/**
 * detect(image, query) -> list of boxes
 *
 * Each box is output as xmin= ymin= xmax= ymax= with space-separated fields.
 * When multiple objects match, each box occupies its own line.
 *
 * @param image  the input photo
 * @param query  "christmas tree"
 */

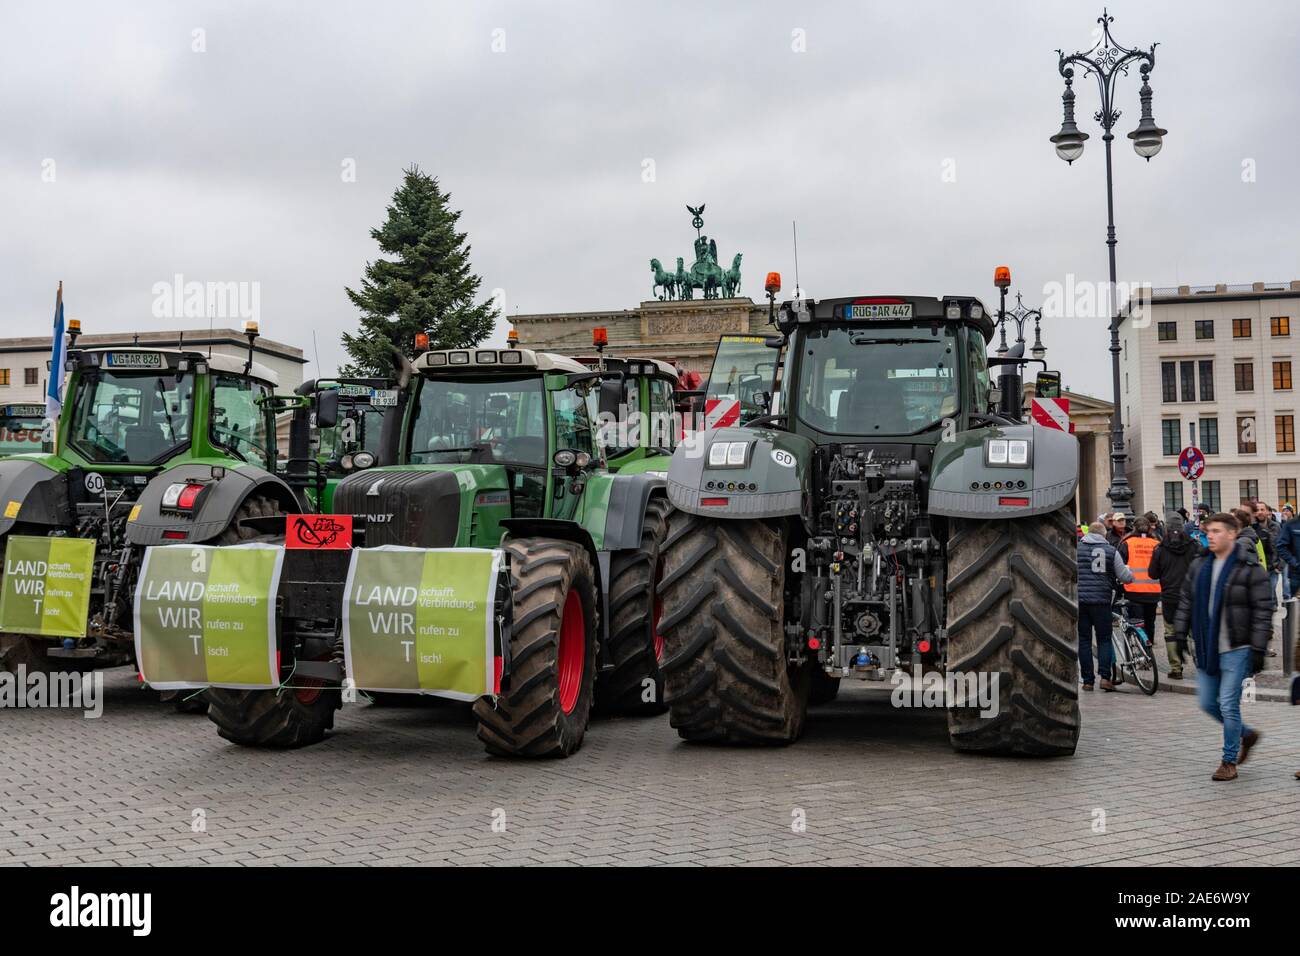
xmin=341 ymin=166 xmax=498 ymax=374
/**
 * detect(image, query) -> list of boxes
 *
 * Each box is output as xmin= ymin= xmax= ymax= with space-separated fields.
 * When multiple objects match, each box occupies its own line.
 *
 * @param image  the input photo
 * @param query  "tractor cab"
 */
xmin=58 ymin=347 xmax=279 ymax=475
xmin=342 ymin=345 xmax=601 ymax=548
xmin=274 ymin=377 xmax=393 ymax=511
xmin=700 ymin=295 xmax=996 ymax=447
xmin=571 ymin=354 xmax=678 ymax=471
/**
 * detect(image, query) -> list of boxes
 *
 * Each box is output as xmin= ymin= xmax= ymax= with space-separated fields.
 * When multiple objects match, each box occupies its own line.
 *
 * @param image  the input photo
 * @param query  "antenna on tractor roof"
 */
xmin=312 ymin=329 xmax=322 ymax=379
xmin=792 ymin=221 xmax=801 ymax=300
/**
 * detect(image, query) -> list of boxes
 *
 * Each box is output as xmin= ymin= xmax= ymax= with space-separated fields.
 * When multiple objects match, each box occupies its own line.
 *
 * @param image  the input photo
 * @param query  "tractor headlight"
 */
xmin=985 ymin=438 xmax=1031 ymax=467
xmin=352 ymin=451 xmax=375 ymax=469
xmin=707 ymin=440 xmax=751 ymax=468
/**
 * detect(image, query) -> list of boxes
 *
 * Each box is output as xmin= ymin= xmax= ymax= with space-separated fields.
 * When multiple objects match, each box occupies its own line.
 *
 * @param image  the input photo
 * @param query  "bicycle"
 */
xmin=1110 ymin=598 xmax=1159 ymax=695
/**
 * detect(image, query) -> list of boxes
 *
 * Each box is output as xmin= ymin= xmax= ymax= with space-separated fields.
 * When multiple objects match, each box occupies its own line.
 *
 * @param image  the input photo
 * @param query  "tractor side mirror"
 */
xmin=316 ymin=390 xmax=339 ymax=430
xmin=598 ymin=376 xmax=624 ymax=420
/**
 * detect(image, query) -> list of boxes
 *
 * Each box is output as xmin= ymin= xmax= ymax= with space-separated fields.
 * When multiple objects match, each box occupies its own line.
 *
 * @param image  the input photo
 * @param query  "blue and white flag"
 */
xmin=46 ymin=282 xmax=66 ymax=428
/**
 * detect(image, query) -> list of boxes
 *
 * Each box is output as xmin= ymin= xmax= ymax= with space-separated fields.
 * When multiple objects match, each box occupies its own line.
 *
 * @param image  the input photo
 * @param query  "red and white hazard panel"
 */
xmin=1031 ymin=397 xmax=1073 ymax=433
xmin=704 ymin=398 xmax=740 ymax=430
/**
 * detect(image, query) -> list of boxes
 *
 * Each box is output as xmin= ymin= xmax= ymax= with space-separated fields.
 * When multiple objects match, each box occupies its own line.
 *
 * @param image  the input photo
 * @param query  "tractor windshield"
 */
xmin=68 ymin=370 xmax=194 ymax=463
xmin=796 ymin=325 xmax=960 ymax=436
xmin=409 ymin=375 xmax=548 ymax=467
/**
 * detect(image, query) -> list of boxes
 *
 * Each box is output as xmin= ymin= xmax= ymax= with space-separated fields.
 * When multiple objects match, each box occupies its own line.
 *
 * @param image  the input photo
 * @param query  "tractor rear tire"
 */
xmin=657 ymin=513 xmax=808 ymax=745
xmin=945 ymin=506 xmax=1080 ymax=756
xmin=0 ymin=633 xmax=58 ymax=676
xmin=473 ymin=539 xmax=598 ymax=758
xmin=594 ymin=496 xmax=672 ymax=716
xmin=205 ymin=496 xmax=340 ymax=748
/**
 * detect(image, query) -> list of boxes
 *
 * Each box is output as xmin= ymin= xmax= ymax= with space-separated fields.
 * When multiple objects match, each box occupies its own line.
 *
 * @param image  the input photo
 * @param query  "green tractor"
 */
xmin=0 ymin=327 xmax=306 ymax=702
xmin=277 ymin=377 xmax=393 ymax=512
xmin=201 ymin=343 xmax=673 ymax=755
xmin=573 ymin=353 xmax=679 ymax=477
xmin=657 ymin=284 xmax=1080 ymax=755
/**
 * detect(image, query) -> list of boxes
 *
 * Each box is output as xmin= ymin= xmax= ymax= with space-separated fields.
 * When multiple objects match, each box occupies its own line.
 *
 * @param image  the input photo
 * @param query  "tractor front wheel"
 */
xmin=204 ymin=496 xmax=340 ymax=748
xmin=473 ymin=538 xmax=598 ymax=758
xmin=944 ymin=506 xmax=1080 ymax=756
xmin=657 ymin=513 xmax=808 ymax=745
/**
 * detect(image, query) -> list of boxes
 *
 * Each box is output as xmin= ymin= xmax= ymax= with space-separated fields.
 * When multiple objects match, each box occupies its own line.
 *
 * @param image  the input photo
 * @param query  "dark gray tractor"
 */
xmin=656 ymin=282 xmax=1080 ymax=755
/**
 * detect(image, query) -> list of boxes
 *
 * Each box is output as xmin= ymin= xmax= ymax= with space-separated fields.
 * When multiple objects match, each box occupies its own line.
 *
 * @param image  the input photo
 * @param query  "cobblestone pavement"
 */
xmin=2 ymin=669 xmax=1296 ymax=866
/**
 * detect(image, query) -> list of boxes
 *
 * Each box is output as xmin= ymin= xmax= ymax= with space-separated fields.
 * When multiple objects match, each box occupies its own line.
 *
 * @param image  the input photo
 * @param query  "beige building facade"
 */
xmin=513 ymin=297 xmax=771 ymax=373
xmin=1119 ymin=281 xmax=1300 ymax=516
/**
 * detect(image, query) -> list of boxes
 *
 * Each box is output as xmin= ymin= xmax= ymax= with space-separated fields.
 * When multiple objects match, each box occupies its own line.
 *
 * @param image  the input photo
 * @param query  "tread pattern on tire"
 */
xmin=657 ymin=512 xmax=807 ymax=745
xmin=594 ymin=496 xmax=672 ymax=716
xmin=204 ymin=496 xmax=340 ymax=748
xmin=472 ymin=538 xmax=597 ymax=757
xmin=945 ymin=506 xmax=1080 ymax=756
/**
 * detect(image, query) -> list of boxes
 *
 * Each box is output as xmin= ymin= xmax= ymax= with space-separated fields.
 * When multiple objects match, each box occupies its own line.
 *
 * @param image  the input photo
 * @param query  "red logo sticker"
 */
xmin=287 ymin=514 xmax=353 ymax=549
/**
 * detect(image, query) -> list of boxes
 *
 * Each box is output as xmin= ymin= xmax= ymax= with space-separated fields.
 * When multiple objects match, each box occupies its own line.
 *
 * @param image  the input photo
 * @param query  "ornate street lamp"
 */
xmin=1053 ymin=8 xmax=1165 ymax=514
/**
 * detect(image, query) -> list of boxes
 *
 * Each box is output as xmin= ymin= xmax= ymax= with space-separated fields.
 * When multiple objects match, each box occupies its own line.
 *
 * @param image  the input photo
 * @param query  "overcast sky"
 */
xmin=3 ymin=0 xmax=1297 ymax=398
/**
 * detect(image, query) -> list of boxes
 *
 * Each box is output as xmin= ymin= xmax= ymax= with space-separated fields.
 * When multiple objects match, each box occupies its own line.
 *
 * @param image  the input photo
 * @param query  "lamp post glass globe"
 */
xmin=1052 ymin=130 xmax=1086 ymax=164
xmin=1128 ymin=122 xmax=1167 ymax=160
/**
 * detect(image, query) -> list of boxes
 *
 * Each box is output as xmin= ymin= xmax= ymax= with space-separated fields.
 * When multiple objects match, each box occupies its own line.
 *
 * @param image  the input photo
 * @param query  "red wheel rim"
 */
xmin=652 ymin=557 xmax=665 ymax=662
xmin=296 ymin=678 xmax=325 ymax=705
xmin=557 ymin=588 xmax=585 ymax=714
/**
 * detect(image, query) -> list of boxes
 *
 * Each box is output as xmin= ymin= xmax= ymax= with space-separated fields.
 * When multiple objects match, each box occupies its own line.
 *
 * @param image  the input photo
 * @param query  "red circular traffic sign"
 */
xmin=1178 ymin=446 xmax=1205 ymax=480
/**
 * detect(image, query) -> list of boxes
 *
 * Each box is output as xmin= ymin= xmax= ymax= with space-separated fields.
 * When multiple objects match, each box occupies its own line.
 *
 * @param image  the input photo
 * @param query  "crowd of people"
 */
xmin=1075 ymin=501 xmax=1299 ymax=782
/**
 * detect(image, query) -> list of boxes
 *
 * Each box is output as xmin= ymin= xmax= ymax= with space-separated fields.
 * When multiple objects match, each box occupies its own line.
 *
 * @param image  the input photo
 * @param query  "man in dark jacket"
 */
xmin=1274 ymin=505 xmax=1300 ymax=600
xmin=1172 ymin=512 xmax=1270 ymax=781
xmin=1149 ymin=521 xmax=1203 ymax=679
xmin=1077 ymin=522 xmax=1134 ymax=691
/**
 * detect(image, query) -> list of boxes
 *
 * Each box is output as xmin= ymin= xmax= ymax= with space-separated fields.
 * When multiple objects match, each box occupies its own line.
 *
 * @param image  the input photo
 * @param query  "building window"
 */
xmin=0 ymin=369 xmax=9 ymax=387
xmin=1277 ymin=415 xmax=1295 ymax=453
xmin=1234 ymin=362 xmax=1254 ymax=392
xmin=1271 ymin=316 xmax=1291 ymax=337
xmin=1233 ymin=318 xmax=1251 ymax=338
xmin=1161 ymin=362 xmax=1176 ymax=402
xmin=1200 ymin=418 xmax=1219 ymax=454
xmin=1274 ymin=360 xmax=1293 ymax=390
xmin=1238 ymin=416 xmax=1257 ymax=453
xmin=1195 ymin=319 xmax=1214 ymax=339
xmin=23 ymin=367 xmax=38 ymax=386
xmin=1280 ymin=479 xmax=1298 ymax=509
xmin=1240 ymin=479 xmax=1259 ymax=502
xmin=1161 ymin=419 xmax=1180 ymax=456
xmin=1164 ymin=482 xmax=1184 ymax=511
xmin=1202 ymin=481 xmax=1221 ymax=512
xmin=1198 ymin=360 xmax=1214 ymax=401
xmin=1180 ymin=361 xmax=1196 ymax=402
xmin=1158 ymin=321 xmax=1177 ymax=341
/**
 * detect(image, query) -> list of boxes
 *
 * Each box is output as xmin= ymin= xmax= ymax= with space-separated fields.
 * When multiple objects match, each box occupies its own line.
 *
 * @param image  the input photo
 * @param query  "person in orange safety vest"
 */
xmin=1118 ymin=515 xmax=1163 ymax=646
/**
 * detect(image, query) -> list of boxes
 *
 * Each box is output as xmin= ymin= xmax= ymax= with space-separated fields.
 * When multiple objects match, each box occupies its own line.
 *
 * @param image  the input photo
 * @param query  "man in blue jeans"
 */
xmin=1172 ymin=512 xmax=1271 ymax=781
xmin=1076 ymin=521 xmax=1134 ymax=690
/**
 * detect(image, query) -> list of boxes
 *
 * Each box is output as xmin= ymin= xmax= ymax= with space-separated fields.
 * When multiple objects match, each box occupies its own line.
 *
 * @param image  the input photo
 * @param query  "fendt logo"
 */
xmin=49 ymin=886 xmax=151 ymax=936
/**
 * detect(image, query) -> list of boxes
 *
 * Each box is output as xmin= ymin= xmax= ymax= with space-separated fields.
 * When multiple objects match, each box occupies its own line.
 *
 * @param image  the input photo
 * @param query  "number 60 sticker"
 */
xmin=771 ymin=449 xmax=796 ymax=468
